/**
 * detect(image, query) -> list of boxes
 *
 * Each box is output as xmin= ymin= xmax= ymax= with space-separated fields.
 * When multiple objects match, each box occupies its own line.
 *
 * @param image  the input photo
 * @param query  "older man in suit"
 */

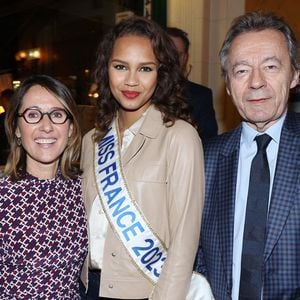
xmin=194 ymin=11 xmax=300 ymax=300
xmin=166 ymin=27 xmax=218 ymax=140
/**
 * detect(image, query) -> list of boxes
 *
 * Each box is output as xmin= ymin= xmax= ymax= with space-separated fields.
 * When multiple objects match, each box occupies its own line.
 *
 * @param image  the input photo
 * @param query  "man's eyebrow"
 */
xmin=231 ymin=61 xmax=250 ymax=71
xmin=261 ymin=56 xmax=282 ymax=65
xmin=231 ymin=56 xmax=282 ymax=70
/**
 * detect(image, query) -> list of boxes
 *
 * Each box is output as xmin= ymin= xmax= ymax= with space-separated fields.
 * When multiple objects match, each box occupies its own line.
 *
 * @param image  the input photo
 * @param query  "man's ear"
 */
xmin=183 ymin=52 xmax=189 ymax=68
xmin=290 ymin=69 xmax=299 ymax=89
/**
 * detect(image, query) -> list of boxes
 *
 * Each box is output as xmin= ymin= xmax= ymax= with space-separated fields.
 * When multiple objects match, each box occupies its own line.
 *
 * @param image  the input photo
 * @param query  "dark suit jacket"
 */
xmin=194 ymin=111 xmax=300 ymax=299
xmin=185 ymin=80 xmax=218 ymax=140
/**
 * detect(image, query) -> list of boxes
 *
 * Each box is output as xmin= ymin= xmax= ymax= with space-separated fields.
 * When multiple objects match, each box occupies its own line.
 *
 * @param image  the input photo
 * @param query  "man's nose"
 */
xmin=249 ymin=68 xmax=266 ymax=89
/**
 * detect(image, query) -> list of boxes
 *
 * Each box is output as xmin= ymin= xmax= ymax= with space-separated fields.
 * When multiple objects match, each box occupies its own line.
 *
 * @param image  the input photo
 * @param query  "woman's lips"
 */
xmin=122 ymin=91 xmax=140 ymax=99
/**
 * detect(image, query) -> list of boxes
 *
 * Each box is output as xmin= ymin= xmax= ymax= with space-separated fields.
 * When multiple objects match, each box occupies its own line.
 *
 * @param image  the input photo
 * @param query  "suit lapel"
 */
xmin=122 ymin=134 xmax=146 ymax=166
xmin=216 ymin=128 xmax=241 ymax=290
xmin=265 ymin=112 xmax=300 ymax=260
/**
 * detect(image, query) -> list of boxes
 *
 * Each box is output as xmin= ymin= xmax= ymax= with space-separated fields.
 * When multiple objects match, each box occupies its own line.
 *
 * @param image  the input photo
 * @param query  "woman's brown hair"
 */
xmin=4 ymin=74 xmax=81 ymax=181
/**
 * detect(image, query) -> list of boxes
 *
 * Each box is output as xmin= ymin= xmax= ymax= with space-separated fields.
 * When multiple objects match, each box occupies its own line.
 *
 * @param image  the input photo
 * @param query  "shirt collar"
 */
xmin=241 ymin=112 xmax=286 ymax=146
xmin=125 ymin=105 xmax=151 ymax=136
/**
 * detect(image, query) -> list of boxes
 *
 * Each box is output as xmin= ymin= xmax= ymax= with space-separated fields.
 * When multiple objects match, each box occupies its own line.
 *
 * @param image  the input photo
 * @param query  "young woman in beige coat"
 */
xmin=80 ymin=16 xmax=204 ymax=300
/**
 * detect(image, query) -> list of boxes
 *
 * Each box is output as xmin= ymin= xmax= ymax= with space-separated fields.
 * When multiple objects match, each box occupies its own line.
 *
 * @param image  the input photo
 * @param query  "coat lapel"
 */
xmin=216 ymin=127 xmax=241 ymax=290
xmin=122 ymin=133 xmax=146 ymax=166
xmin=264 ymin=112 xmax=300 ymax=260
xmin=122 ymin=105 xmax=162 ymax=166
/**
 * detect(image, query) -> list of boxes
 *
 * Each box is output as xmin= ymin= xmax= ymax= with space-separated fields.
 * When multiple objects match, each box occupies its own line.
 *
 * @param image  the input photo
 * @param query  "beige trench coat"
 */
xmin=80 ymin=106 xmax=204 ymax=299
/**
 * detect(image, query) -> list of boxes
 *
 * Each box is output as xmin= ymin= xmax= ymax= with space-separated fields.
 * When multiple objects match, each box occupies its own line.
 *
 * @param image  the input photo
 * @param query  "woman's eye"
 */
xmin=52 ymin=111 xmax=63 ymax=118
xmin=114 ymin=64 xmax=126 ymax=70
xmin=27 ymin=111 xmax=40 ymax=118
xmin=140 ymin=66 xmax=152 ymax=72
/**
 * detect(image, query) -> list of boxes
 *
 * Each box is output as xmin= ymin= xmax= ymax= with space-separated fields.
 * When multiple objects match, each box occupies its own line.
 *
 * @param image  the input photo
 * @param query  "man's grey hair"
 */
xmin=219 ymin=11 xmax=298 ymax=83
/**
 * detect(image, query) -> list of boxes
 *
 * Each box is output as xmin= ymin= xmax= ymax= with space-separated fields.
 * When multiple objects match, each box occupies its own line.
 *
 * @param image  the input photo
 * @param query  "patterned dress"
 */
xmin=0 ymin=172 xmax=88 ymax=299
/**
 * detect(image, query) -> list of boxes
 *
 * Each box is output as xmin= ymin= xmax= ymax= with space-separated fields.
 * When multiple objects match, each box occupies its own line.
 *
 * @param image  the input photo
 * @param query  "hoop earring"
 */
xmin=16 ymin=136 xmax=22 ymax=146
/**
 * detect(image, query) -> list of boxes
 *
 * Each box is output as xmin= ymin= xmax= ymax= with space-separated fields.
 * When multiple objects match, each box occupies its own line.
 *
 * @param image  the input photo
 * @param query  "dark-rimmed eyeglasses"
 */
xmin=18 ymin=108 xmax=71 ymax=124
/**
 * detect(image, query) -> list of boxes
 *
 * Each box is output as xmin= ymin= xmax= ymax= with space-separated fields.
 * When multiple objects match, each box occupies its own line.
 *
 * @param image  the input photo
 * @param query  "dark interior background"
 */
xmin=0 ymin=0 xmax=145 ymax=104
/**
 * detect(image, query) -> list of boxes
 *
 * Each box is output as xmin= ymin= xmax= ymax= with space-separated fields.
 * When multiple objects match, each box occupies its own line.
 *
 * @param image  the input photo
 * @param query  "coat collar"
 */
xmin=216 ymin=126 xmax=241 ymax=290
xmin=138 ymin=105 xmax=164 ymax=139
xmin=122 ymin=105 xmax=163 ymax=165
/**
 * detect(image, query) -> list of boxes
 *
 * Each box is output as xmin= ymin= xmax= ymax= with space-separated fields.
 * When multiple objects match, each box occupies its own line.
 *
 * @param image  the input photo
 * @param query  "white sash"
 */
xmin=94 ymin=120 xmax=214 ymax=299
xmin=94 ymin=121 xmax=167 ymax=284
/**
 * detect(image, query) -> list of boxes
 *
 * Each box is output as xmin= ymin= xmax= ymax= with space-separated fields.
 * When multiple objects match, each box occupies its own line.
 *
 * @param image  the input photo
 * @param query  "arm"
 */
xmin=151 ymin=122 xmax=204 ymax=300
xmin=193 ymin=244 xmax=208 ymax=276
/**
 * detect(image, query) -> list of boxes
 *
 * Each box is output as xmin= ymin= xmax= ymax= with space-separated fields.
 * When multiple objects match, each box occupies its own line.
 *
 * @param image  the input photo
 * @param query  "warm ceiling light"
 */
xmin=15 ymin=48 xmax=41 ymax=61
xmin=15 ymin=51 xmax=27 ymax=61
xmin=28 ymin=49 xmax=40 ymax=59
xmin=13 ymin=80 xmax=21 ymax=88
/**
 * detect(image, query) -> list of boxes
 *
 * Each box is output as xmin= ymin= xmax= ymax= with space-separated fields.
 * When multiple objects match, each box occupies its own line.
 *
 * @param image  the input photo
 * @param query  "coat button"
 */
xmin=111 ymin=252 xmax=117 ymax=257
xmin=109 ymin=284 xmax=113 ymax=289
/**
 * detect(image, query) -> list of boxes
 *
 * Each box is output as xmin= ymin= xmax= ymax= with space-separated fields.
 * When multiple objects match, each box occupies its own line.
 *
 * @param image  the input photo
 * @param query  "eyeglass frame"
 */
xmin=17 ymin=107 xmax=72 ymax=124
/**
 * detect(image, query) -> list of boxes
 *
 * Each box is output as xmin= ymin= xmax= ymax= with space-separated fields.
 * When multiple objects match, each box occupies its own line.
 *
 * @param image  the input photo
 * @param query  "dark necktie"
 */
xmin=239 ymin=134 xmax=272 ymax=300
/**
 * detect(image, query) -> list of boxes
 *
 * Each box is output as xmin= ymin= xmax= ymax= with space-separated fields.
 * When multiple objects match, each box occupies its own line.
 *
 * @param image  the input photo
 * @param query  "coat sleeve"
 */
xmin=80 ymin=129 xmax=93 ymax=169
xmin=79 ymin=129 xmax=95 ymax=288
xmin=151 ymin=122 xmax=205 ymax=300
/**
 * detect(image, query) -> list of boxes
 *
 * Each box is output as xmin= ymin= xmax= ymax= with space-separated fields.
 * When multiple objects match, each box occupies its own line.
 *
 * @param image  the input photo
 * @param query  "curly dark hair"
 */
xmin=93 ymin=16 xmax=192 ymax=141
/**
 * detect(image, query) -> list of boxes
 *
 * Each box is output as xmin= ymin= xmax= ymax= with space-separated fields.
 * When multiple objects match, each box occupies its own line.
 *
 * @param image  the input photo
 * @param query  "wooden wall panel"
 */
xmin=246 ymin=0 xmax=300 ymax=41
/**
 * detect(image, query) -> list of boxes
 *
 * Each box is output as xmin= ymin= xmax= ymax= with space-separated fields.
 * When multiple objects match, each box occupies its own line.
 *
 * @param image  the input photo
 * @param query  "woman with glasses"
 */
xmin=0 ymin=74 xmax=88 ymax=299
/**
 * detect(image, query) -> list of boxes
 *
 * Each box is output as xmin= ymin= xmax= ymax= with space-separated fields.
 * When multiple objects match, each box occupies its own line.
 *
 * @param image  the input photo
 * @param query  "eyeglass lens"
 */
xmin=19 ymin=108 xmax=69 ymax=124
